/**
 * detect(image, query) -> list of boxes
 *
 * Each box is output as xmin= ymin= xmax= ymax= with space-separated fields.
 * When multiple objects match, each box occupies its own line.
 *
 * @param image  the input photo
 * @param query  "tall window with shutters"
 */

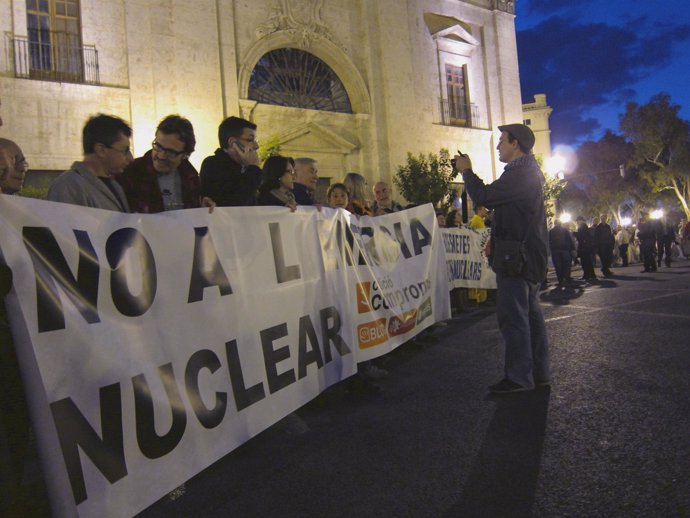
xmin=445 ymin=64 xmax=469 ymax=124
xmin=26 ymin=0 xmax=84 ymax=82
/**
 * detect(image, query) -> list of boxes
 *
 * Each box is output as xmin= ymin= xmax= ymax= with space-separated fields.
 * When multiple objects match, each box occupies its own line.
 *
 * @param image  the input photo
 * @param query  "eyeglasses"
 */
xmin=152 ymin=140 xmax=186 ymax=158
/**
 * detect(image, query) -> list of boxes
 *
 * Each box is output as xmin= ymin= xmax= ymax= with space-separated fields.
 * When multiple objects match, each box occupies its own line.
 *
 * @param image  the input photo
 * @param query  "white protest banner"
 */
xmin=0 ymin=195 xmax=449 ymax=517
xmin=442 ymin=227 xmax=497 ymax=289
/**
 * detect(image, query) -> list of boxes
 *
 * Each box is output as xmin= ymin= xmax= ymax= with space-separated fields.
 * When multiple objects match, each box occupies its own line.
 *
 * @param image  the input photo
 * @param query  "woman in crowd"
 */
xmin=342 ymin=172 xmax=373 ymax=216
xmin=257 ymin=155 xmax=297 ymax=210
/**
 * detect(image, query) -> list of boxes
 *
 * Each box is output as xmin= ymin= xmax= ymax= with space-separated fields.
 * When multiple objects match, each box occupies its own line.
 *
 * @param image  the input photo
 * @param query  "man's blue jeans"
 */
xmin=495 ymin=275 xmax=550 ymax=387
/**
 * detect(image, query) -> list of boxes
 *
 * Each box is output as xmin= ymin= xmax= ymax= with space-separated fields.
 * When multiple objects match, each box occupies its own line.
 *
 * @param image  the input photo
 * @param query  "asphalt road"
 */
xmin=138 ymin=261 xmax=690 ymax=518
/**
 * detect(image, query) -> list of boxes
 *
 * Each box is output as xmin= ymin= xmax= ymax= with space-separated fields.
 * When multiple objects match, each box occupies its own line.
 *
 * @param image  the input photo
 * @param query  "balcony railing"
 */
xmin=438 ymin=98 xmax=481 ymax=128
xmin=12 ymin=32 xmax=100 ymax=85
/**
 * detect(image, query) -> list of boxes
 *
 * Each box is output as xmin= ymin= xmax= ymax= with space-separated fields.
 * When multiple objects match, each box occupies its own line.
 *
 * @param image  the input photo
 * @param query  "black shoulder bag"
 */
xmin=491 ymin=211 xmax=537 ymax=277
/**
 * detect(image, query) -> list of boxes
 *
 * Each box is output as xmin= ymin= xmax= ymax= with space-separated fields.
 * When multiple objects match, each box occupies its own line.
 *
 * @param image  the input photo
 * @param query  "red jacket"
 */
xmin=117 ymin=151 xmax=202 ymax=213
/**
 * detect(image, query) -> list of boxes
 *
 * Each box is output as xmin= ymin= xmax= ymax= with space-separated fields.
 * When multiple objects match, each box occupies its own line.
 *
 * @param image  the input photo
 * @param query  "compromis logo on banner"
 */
xmin=358 ymin=318 xmax=388 ymax=349
xmin=388 ymin=309 xmax=417 ymax=337
xmin=356 ymin=278 xmax=431 ymax=314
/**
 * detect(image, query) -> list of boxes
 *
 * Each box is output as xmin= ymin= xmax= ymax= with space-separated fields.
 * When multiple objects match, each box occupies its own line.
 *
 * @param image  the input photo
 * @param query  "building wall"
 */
xmin=0 ymin=0 xmax=521 ymax=197
xmin=523 ymin=93 xmax=553 ymax=161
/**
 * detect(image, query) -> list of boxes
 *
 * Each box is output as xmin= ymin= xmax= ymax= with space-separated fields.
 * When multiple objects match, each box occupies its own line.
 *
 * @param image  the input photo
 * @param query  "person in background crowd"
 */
xmin=656 ymin=217 xmax=675 ymax=268
xmin=575 ymin=216 xmax=597 ymax=281
xmin=594 ymin=214 xmax=615 ymax=277
xmin=449 ymin=189 xmax=462 ymax=212
xmin=637 ymin=211 xmax=657 ymax=273
xmin=615 ymin=225 xmax=630 ymax=267
xmin=445 ymin=210 xmax=462 ymax=228
xmin=293 ymin=157 xmax=319 ymax=206
xmin=371 ymin=181 xmax=403 ymax=215
xmin=468 ymin=205 xmax=489 ymax=303
xmin=257 ymin=155 xmax=297 ymax=210
xmin=48 ymin=114 xmax=132 ymax=211
xmin=200 ymin=116 xmax=261 ymax=206
xmin=589 ymin=216 xmax=600 ymax=267
xmin=436 ymin=210 xmax=447 ymax=228
xmin=679 ymin=219 xmax=690 ymax=258
xmin=0 ymin=139 xmax=28 ymax=195
xmin=343 ymin=172 xmax=373 ymax=216
xmin=118 ymin=115 xmax=214 ymax=213
xmin=454 ymin=123 xmax=550 ymax=394
xmin=549 ymin=219 xmax=576 ymax=288
xmin=326 ymin=182 xmax=349 ymax=209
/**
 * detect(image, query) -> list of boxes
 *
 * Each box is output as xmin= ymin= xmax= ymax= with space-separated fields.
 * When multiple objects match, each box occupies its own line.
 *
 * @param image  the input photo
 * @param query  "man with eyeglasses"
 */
xmin=48 ymin=113 xmax=133 ymax=211
xmin=200 ymin=116 xmax=262 ymax=206
xmin=117 ymin=115 xmax=214 ymax=213
xmin=0 ymin=138 xmax=28 ymax=195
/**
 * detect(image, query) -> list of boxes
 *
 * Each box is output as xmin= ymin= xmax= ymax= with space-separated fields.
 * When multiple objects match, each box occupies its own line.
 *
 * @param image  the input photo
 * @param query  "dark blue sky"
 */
xmin=515 ymin=0 xmax=690 ymax=146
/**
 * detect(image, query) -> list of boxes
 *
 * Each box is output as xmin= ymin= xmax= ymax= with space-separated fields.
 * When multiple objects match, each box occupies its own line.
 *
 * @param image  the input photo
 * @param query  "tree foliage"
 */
xmin=559 ymin=131 xmax=639 ymax=224
xmin=619 ymin=93 xmax=690 ymax=218
xmin=393 ymin=149 xmax=455 ymax=207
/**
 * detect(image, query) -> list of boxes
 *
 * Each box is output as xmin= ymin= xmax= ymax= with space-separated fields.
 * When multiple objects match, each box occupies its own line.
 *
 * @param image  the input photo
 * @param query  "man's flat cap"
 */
xmin=498 ymin=123 xmax=535 ymax=151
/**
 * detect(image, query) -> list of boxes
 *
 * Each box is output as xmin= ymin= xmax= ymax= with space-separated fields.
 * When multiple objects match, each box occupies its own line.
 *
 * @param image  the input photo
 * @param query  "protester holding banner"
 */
xmin=200 ymin=116 xmax=262 ymax=206
xmin=0 ymin=139 xmax=28 ymax=195
xmin=454 ymin=123 xmax=550 ymax=394
xmin=257 ymin=155 xmax=298 ymax=210
xmin=468 ymin=205 xmax=489 ymax=303
xmin=118 ymin=115 xmax=214 ymax=213
xmin=47 ymin=114 xmax=133 ymax=211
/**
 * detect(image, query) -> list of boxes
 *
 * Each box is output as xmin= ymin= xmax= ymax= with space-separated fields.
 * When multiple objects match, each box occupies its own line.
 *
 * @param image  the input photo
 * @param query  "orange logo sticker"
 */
xmin=356 ymin=282 xmax=372 ymax=314
xmin=358 ymin=318 xmax=388 ymax=349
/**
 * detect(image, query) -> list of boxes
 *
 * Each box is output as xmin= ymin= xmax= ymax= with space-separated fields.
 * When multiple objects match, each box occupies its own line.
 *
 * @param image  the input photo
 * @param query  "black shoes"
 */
xmin=489 ymin=379 xmax=532 ymax=394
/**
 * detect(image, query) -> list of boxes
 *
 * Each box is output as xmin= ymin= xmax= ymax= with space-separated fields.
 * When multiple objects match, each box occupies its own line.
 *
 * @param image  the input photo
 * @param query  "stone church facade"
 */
xmin=0 ymin=0 xmax=521 ymax=197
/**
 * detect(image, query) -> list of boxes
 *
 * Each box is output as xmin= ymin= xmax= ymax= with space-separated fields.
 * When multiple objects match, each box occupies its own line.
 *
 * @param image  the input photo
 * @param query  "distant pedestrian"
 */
xmin=575 ymin=216 xmax=597 ymax=281
xmin=615 ymin=227 xmax=630 ymax=267
xmin=549 ymin=220 xmax=576 ymax=288
xmin=595 ymin=214 xmax=615 ymax=276
xmin=637 ymin=212 xmax=657 ymax=273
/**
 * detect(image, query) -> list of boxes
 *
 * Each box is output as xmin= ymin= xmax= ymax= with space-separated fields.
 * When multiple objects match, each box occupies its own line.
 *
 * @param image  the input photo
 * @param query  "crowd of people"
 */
xmin=548 ymin=212 xmax=688 ymax=288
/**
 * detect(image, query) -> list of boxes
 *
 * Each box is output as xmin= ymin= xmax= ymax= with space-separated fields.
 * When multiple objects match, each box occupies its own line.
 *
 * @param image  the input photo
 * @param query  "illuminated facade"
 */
xmin=0 ymin=0 xmax=523 ymax=197
xmin=522 ymin=93 xmax=553 ymax=160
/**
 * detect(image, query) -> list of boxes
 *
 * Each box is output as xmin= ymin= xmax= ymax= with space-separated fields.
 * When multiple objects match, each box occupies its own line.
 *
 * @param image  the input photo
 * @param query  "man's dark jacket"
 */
xmin=117 ymin=150 xmax=201 ymax=213
xmin=292 ymin=182 xmax=314 ymax=206
xmin=199 ymin=149 xmax=263 ymax=206
xmin=462 ymin=154 xmax=548 ymax=283
xmin=594 ymin=222 xmax=615 ymax=249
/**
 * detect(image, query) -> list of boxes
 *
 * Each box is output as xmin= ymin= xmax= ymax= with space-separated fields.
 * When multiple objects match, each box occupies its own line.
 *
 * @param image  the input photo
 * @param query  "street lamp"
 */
xmin=559 ymin=212 xmax=572 ymax=224
xmin=651 ymin=209 xmax=664 ymax=220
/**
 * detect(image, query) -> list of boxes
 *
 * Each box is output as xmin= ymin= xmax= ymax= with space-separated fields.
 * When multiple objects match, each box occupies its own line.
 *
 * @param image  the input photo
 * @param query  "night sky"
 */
xmin=515 ymin=0 xmax=690 ymax=147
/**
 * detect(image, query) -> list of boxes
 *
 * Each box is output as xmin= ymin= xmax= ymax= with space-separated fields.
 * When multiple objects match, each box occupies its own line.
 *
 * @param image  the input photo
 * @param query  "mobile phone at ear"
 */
xmin=231 ymin=139 xmax=246 ymax=152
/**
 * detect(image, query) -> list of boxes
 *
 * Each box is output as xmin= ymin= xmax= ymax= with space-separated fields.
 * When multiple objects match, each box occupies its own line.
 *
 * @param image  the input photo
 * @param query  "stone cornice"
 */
xmin=492 ymin=0 xmax=515 ymax=14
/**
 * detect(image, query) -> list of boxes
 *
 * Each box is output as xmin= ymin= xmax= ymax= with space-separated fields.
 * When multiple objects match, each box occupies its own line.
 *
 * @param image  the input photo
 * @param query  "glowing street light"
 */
xmin=620 ymin=217 xmax=632 ymax=226
xmin=651 ymin=209 xmax=664 ymax=219
xmin=559 ymin=212 xmax=572 ymax=224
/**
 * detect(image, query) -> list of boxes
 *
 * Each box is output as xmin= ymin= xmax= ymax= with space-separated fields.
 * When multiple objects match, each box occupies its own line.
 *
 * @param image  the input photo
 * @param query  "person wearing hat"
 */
xmin=452 ymin=123 xmax=550 ymax=394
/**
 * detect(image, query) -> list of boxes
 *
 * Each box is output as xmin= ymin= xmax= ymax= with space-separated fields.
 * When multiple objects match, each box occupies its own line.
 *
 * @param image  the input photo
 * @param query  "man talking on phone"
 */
xmin=200 ymin=116 xmax=262 ymax=206
xmin=453 ymin=124 xmax=550 ymax=394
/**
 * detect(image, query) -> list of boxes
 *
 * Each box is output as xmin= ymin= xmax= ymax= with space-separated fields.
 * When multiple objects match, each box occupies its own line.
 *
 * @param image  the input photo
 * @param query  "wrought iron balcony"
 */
xmin=438 ymin=98 xmax=481 ymax=128
xmin=12 ymin=32 xmax=99 ymax=85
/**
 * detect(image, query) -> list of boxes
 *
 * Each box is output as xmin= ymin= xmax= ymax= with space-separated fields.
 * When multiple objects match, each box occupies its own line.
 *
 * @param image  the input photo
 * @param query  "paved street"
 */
xmin=135 ymin=261 xmax=689 ymax=517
